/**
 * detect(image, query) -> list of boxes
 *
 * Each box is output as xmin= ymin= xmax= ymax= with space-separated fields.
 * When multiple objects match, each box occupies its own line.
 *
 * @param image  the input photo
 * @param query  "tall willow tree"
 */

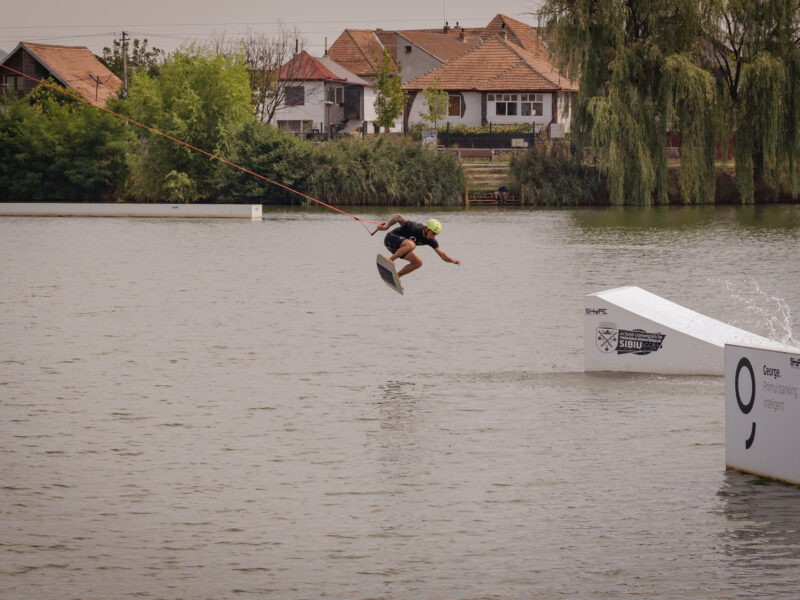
xmin=540 ymin=0 xmax=717 ymax=204
xmin=702 ymin=0 xmax=800 ymax=202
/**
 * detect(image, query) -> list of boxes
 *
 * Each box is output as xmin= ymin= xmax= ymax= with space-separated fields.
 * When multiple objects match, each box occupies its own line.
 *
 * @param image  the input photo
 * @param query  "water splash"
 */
xmin=719 ymin=280 xmax=799 ymax=348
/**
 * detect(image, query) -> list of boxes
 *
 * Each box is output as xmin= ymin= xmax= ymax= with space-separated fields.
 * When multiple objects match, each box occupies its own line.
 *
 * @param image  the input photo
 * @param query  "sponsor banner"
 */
xmin=595 ymin=322 xmax=665 ymax=356
xmin=725 ymin=345 xmax=800 ymax=484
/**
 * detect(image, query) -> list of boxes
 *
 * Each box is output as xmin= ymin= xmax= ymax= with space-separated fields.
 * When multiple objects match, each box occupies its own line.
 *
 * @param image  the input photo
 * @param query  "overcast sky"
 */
xmin=2 ymin=0 xmax=543 ymax=57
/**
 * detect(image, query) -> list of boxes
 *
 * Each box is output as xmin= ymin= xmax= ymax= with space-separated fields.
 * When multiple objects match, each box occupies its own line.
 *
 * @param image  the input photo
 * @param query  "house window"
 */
xmin=448 ymin=95 xmax=460 ymax=117
xmin=285 ymin=86 xmax=305 ymax=106
xmin=327 ymin=86 xmax=343 ymax=104
xmin=405 ymin=45 xmax=412 ymax=53
xmin=493 ymin=93 xmax=518 ymax=117
xmin=4 ymin=75 xmax=24 ymax=93
xmin=277 ymin=120 xmax=315 ymax=133
xmin=520 ymin=93 xmax=544 ymax=117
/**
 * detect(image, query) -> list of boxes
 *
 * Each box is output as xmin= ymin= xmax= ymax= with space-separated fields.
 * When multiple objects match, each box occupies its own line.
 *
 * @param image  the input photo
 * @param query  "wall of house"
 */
xmin=408 ymin=91 xmax=562 ymax=129
xmin=272 ymin=80 xmax=327 ymax=131
xmin=1 ymin=48 xmax=50 ymax=98
xmin=273 ymin=79 xmax=403 ymax=135
xmin=407 ymin=91 xmax=482 ymax=128
xmin=360 ymin=81 xmax=403 ymax=133
xmin=485 ymin=92 xmax=554 ymax=127
xmin=337 ymin=87 xmax=381 ymax=133
xmin=396 ymin=40 xmax=443 ymax=83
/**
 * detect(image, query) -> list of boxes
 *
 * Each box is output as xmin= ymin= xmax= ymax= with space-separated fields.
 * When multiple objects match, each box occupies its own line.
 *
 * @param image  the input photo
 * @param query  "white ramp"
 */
xmin=584 ymin=286 xmax=798 ymax=376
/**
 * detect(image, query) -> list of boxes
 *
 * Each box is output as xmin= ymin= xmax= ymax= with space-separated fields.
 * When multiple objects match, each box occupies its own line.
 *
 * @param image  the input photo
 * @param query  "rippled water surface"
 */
xmin=2 ymin=205 xmax=800 ymax=599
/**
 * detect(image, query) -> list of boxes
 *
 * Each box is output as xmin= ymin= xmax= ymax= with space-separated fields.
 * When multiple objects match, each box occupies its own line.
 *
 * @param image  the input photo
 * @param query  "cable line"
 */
xmin=0 ymin=63 xmax=380 ymax=232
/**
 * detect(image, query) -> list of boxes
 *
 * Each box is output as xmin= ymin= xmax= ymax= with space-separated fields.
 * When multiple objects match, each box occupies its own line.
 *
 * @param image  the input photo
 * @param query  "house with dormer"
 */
xmin=0 ymin=42 xmax=122 ymax=107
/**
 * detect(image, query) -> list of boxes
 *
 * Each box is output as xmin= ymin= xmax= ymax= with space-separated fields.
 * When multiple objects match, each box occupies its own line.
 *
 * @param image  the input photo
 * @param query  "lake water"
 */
xmin=2 ymin=205 xmax=800 ymax=599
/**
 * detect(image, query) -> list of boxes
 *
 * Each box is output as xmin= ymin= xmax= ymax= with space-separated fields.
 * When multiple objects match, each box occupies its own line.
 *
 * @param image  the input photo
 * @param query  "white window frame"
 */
xmin=520 ymin=93 xmax=544 ymax=117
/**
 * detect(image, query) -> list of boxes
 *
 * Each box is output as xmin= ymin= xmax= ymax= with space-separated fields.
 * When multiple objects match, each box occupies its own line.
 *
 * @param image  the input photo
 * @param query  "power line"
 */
xmin=0 ymin=16 xmax=490 ymax=30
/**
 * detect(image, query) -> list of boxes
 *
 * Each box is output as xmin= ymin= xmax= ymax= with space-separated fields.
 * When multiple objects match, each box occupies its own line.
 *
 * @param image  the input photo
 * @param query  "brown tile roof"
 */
xmin=374 ymin=30 xmax=398 ymax=63
xmin=278 ymin=51 xmax=370 ymax=86
xmin=327 ymin=29 xmax=389 ymax=78
xmin=483 ymin=14 xmax=547 ymax=57
xmin=397 ymin=29 xmax=482 ymax=62
xmin=326 ymin=14 xmax=577 ymax=92
xmin=403 ymin=37 xmax=578 ymax=92
xmin=483 ymin=14 xmax=573 ymax=79
xmin=19 ymin=42 xmax=122 ymax=107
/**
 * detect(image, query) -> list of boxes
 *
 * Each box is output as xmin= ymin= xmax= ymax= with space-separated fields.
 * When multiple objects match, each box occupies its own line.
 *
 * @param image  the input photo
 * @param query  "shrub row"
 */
xmin=0 ymin=95 xmax=465 ymax=206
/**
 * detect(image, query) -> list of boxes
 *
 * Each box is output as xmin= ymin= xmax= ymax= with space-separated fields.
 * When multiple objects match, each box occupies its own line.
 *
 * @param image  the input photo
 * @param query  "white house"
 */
xmin=403 ymin=36 xmax=578 ymax=133
xmin=327 ymin=14 xmax=578 ymax=135
xmin=272 ymin=51 xmax=372 ymax=136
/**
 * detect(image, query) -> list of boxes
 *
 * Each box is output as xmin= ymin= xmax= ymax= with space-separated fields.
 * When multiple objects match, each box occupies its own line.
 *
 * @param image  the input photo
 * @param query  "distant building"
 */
xmin=403 ymin=36 xmax=578 ymax=132
xmin=0 ymin=42 xmax=122 ymax=107
xmin=327 ymin=14 xmax=578 ymax=134
xmin=272 ymin=50 xmax=372 ymax=136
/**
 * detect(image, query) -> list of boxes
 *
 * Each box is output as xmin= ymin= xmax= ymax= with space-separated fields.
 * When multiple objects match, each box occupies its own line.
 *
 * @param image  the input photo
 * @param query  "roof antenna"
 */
xmin=89 ymin=73 xmax=103 ymax=102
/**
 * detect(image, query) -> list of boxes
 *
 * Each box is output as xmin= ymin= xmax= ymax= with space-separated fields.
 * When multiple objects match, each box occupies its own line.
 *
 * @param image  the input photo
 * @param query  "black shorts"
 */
xmin=384 ymin=232 xmax=406 ymax=254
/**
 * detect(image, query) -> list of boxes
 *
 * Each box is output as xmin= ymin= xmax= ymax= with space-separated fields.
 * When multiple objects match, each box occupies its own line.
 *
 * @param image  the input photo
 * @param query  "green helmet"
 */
xmin=426 ymin=218 xmax=442 ymax=234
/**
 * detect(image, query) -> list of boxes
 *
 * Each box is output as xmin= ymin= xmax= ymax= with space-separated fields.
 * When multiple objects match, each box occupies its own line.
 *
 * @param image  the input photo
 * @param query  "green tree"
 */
xmin=117 ymin=48 xmax=253 ymax=202
xmin=702 ymin=0 xmax=800 ymax=202
xmin=216 ymin=121 xmax=313 ymax=204
xmin=420 ymin=76 xmax=449 ymax=129
xmin=0 ymin=91 xmax=134 ymax=201
xmin=204 ymin=28 xmax=307 ymax=123
xmin=101 ymin=36 xmax=164 ymax=79
xmin=373 ymin=48 xmax=407 ymax=131
xmin=540 ymin=0 xmax=717 ymax=204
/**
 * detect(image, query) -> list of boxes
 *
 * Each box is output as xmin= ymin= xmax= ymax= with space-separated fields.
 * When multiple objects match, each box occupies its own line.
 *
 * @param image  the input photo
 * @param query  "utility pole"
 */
xmin=121 ymin=30 xmax=129 ymax=99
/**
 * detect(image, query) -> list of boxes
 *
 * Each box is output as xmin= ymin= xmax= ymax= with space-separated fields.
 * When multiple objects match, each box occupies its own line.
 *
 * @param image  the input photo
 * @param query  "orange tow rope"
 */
xmin=0 ymin=64 xmax=381 ymax=232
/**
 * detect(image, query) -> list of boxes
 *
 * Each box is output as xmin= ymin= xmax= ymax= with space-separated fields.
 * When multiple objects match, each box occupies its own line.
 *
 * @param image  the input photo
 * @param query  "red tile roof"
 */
xmin=280 ymin=50 xmax=345 ymax=81
xmin=483 ymin=14 xmax=547 ymax=58
xmin=279 ymin=51 xmax=370 ymax=86
xmin=18 ymin=42 xmax=123 ymax=107
xmin=326 ymin=14 xmax=577 ymax=93
xmin=327 ymin=29 xmax=388 ymax=78
xmin=374 ymin=30 xmax=398 ymax=63
xmin=403 ymin=37 xmax=578 ymax=92
xmin=397 ymin=29 xmax=482 ymax=62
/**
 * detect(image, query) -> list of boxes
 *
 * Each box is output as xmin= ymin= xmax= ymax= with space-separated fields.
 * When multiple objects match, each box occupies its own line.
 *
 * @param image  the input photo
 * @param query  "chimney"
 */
xmin=324 ymin=37 xmax=328 ymax=56
xmin=443 ymin=21 xmax=449 ymax=33
xmin=459 ymin=27 xmax=465 ymax=41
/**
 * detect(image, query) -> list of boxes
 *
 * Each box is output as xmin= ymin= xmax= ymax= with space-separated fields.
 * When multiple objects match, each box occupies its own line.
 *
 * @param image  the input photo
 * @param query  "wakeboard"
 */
xmin=376 ymin=254 xmax=403 ymax=295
